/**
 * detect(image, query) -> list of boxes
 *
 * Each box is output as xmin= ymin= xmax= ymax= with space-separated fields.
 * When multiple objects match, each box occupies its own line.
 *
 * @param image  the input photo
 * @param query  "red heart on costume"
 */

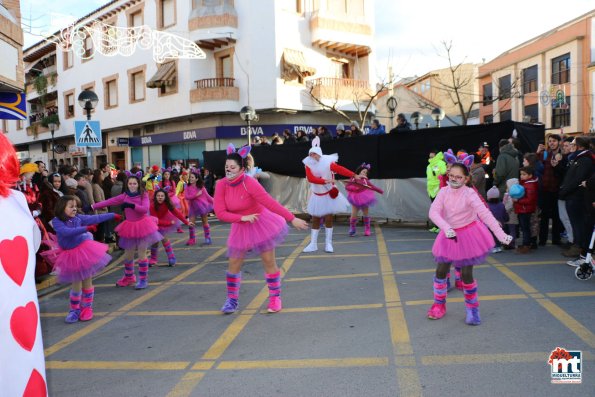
xmin=0 ymin=236 xmax=29 ymax=286
xmin=10 ymin=301 xmax=38 ymax=352
xmin=23 ymin=369 xmax=47 ymax=397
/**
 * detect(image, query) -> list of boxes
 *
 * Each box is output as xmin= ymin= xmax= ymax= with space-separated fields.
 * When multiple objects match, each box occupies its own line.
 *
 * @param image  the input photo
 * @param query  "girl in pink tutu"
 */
xmin=51 ymin=195 xmax=121 ymax=323
xmin=345 ymin=163 xmax=384 ymax=237
xmin=161 ymin=168 xmax=185 ymax=233
xmin=214 ymin=144 xmax=308 ymax=314
xmin=184 ymin=170 xmax=214 ymax=246
xmin=428 ymin=155 xmax=512 ymax=325
xmin=149 ymin=188 xmax=193 ymax=266
xmin=92 ymin=171 xmax=162 ymax=289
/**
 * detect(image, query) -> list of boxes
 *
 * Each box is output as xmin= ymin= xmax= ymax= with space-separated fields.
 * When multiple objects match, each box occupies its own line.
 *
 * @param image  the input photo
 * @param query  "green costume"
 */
xmin=426 ymin=152 xmax=447 ymax=198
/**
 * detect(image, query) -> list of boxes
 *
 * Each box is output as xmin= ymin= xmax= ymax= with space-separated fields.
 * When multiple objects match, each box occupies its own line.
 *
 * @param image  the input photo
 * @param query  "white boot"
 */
xmin=303 ymin=229 xmax=319 ymax=252
xmin=325 ymin=227 xmax=334 ymax=253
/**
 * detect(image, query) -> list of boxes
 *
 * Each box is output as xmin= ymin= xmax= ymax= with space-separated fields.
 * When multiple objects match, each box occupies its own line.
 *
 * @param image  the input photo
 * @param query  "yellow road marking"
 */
xmin=547 ymin=291 xmax=595 ymax=298
xmin=285 ymin=272 xmax=379 ymax=282
xmin=396 ymin=264 xmax=489 ymax=275
xmin=127 ymin=310 xmax=221 ymax=316
xmin=191 ymin=361 xmax=215 ymax=370
xmin=44 ymin=314 xmax=117 ymax=357
xmin=491 ymin=263 xmax=537 ymax=294
xmin=421 ymin=352 xmax=550 ymax=366
xmin=390 ymin=250 xmax=432 ymax=255
xmin=275 ymin=304 xmax=383 ymax=313
xmin=375 ymin=225 xmax=422 ymax=396
xmin=216 ymin=357 xmax=389 ymax=370
xmin=506 ymin=260 xmax=566 ymax=267
xmin=385 ymin=238 xmax=436 ymax=242
xmin=300 ymin=253 xmax=375 ymax=259
xmin=405 ymin=294 xmax=528 ymax=306
xmin=179 ymin=280 xmax=262 ymax=286
xmin=166 ymin=372 xmax=205 ymax=397
xmin=41 ymin=312 xmax=108 ymax=318
xmin=46 ymin=360 xmax=190 ymax=370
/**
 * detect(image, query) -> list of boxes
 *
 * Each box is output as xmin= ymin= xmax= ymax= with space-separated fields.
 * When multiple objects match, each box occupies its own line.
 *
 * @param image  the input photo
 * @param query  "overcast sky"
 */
xmin=21 ymin=0 xmax=595 ymax=79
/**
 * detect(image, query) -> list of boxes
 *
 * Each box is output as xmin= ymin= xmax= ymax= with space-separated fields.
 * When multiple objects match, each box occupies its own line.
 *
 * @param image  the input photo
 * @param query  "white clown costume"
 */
xmin=303 ymin=136 xmax=354 ymax=253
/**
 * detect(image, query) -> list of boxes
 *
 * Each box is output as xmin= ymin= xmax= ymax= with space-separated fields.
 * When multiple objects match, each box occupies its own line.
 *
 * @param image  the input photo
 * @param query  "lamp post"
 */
xmin=77 ymin=90 xmax=99 ymax=168
xmin=431 ymin=107 xmax=445 ymax=128
xmin=240 ymin=105 xmax=257 ymax=146
xmin=410 ymin=111 xmax=423 ymax=130
xmin=386 ymin=96 xmax=398 ymax=130
xmin=48 ymin=122 xmax=57 ymax=172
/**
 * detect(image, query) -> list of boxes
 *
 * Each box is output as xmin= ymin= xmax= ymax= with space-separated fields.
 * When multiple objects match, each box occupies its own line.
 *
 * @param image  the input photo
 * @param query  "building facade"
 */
xmin=479 ymin=9 xmax=595 ymax=133
xmin=5 ymin=0 xmax=375 ymax=170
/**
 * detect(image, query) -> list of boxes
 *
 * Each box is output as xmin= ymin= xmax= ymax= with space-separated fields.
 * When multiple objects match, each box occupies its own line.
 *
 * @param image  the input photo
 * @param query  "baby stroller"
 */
xmin=575 ymin=226 xmax=595 ymax=280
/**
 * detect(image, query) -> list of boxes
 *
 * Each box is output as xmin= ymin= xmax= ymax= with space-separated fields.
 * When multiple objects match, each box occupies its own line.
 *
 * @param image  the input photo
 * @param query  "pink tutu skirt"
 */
xmin=347 ymin=190 xmax=377 ymax=209
xmin=188 ymin=197 xmax=213 ymax=217
xmin=115 ymin=216 xmax=163 ymax=249
xmin=432 ymin=221 xmax=495 ymax=266
xmin=169 ymin=193 xmax=181 ymax=209
xmin=158 ymin=214 xmax=182 ymax=236
xmin=227 ymin=208 xmax=289 ymax=258
xmin=53 ymin=240 xmax=112 ymax=283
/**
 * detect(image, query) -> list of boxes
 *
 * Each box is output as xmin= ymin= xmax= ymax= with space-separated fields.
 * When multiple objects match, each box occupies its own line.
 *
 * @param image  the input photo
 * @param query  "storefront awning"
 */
xmin=282 ymin=49 xmax=316 ymax=77
xmin=146 ymin=62 xmax=176 ymax=89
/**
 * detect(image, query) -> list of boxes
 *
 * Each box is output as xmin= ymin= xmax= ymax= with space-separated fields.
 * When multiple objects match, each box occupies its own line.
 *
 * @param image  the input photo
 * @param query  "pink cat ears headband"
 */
xmin=227 ymin=143 xmax=251 ymax=158
xmin=360 ymin=163 xmax=371 ymax=169
xmin=124 ymin=170 xmax=143 ymax=178
xmin=443 ymin=149 xmax=474 ymax=170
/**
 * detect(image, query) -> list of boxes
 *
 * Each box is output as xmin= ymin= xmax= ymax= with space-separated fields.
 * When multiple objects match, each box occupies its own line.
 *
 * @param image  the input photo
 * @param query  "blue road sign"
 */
xmin=74 ymin=120 xmax=102 ymax=147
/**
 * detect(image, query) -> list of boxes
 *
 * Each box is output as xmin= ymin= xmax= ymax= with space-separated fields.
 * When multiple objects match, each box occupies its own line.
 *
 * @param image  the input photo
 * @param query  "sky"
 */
xmin=20 ymin=0 xmax=595 ymax=80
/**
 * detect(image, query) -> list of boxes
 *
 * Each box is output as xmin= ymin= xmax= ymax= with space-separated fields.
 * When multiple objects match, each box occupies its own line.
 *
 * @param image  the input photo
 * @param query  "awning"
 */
xmin=146 ymin=62 xmax=176 ymax=88
xmin=282 ymin=49 xmax=316 ymax=77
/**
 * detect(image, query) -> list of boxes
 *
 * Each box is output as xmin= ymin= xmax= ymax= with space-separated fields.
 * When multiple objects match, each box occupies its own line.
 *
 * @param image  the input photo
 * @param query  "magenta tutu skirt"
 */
xmin=169 ymin=193 xmax=181 ymax=209
xmin=432 ymin=221 xmax=495 ymax=266
xmin=227 ymin=208 xmax=289 ymax=258
xmin=53 ymin=240 xmax=112 ymax=283
xmin=115 ymin=216 xmax=163 ymax=249
xmin=347 ymin=190 xmax=377 ymax=209
xmin=158 ymin=214 xmax=182 ymax=236
xmin=188 ymin=197 xmax=213 ymax=217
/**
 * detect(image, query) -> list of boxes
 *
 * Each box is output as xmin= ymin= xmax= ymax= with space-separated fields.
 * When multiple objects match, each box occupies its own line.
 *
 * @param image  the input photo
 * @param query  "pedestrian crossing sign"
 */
xmin=74 ymin=120 xmax=102 ymax=147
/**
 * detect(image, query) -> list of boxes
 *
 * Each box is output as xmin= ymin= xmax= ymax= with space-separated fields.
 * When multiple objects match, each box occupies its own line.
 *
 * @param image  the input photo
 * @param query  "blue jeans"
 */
xmin=518 ymin=213 xmax=532 ymax=247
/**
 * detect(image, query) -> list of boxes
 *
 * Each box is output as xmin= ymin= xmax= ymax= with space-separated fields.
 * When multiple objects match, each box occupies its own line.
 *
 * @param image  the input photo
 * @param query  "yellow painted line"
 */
xmin=492 ymin=264 xmax=538 ymax=294
xmin=93 ymin=282 xmax=165 ymax=288
xmin=45 ymin=315 xmax=116 ymax=357
xmin=201 ymin=237 xmax=309 ymax=361
xmin=375 ymin=225 xmax=422 ymax=397
xmin=300 ymin=253 xmax=376 ymax=259
xmin=421 ymin=352 xmax=550 ymax=366
xmin=276 ymin=304 xmax=383 ymax=313
xmin=127 ymin=310 xmax=221 ymax=316
xmin=46 ymin=360 xmax=190 ymax=370
xmin=534 ymin=299 xmax=595 ymax=349
xmin=405 ymin=294 xmax=528 ymax=306
xmin=390 ymin=250 xmax=432 ymax=256
xmin=396 ymin=264 xmax=490 ymax=275
xmin=385 ymin=238 xmax=436 ymax=242
xmin=217 ymin=357 xmax=389 ymax=370
xmin=166 ymin=372 xmax=205 ymax=397
xmin=41 ymin=312 xmax=108 ymax=318
xmin=285 ymin=272 xmax=379 ymax=282
xmin=547 ymin=291 xmax=595 ymax=298
xmin=191 ymin=361 xmax=215 ymax=370
xmin=179 ymin=280 xmax=262 ymax=286
xmin=506 ymin=260 xmax=566 ymax=267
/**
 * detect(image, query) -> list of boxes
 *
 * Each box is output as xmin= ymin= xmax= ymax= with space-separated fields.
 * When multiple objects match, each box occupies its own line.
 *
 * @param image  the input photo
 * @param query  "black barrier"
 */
xmin=203 ymin=121 xmax=544 ymax=179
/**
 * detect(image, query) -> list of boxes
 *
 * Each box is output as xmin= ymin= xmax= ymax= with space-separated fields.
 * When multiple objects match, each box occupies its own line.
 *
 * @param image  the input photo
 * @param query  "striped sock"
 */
xmin=454 ymin=266 xmax=462 ymax=282
xmin=226 ymin=272 xmax=242 ymax=299
xmin=433 ymin=276 xmax=447 ymax=304
xmin=265 ymin=271 xmax=281 ymax=297
xmin=124 ymin=259 xmax=134 ymax=278
xmin=163 ymin=239 xmax=175 ymax=261
xmin=463 ymin=280 xmax=479 ymax=308
xmin=69 ymin=290 xmax=82 ymax=310
xmin=150 ymin=244 xmax=159 ymax=262
xmin=189 ymin=226 xmax=196 ymax=240
xmin=203 ymin=224 xmax=211 ymax=239
xmin=138 ymin=260 xmax=149 ymax=281
xmin=81 ymin=287 xmax=94 ymax=309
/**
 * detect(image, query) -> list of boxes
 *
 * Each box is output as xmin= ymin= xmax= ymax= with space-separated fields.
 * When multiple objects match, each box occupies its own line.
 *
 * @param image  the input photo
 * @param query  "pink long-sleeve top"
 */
xmin=429 ymin=185 xmax=507 ymax=241
xmin=214 ymin=172 xmax=295 ymax=224
xmin=185 ymin=185 xmax=214 ymax=203
xmin=92 ymin=192 xmax=150 ymax=221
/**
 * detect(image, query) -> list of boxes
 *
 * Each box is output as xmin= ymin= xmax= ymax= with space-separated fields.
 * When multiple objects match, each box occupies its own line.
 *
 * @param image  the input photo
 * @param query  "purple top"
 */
xmin=52 ymin=213 xmax=114 ymax=249
xmin=92 ymin=192 xmax=150 ymax=221
xmin=487 ymin=202 xmax=509 ymax=225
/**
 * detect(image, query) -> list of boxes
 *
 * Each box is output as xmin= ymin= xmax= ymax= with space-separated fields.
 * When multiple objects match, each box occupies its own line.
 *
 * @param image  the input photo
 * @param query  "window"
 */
xmin=551 ymin=53 xmax=570 ymax=84
xmin=296 ymin=0 xmax=302 ymax=13
xmin=522 ymin=65 xmax=538 ymax=94
xmin=483 ymin=115 xmax=493 ymax=124
xmin=215 ymin=48 xmax=234 ymax=79
xmin=83 ymin=34 xmax=94 ymax=59
xmin=499 ymin=110 xmax=511 ymax=122
xmin=102 ymin=21 xmax=117 ymax=54
xmin=482 ymin=83 xmax=493 ymax=105
xmin=103 ymin=75 xmax=119 ymax=109
xmin=63 ymin=49 xmax=74 ymax=70
xmin=64 ymin=90 xmax=75 ymax=119
xmin=524 ymin=104 xmax=538 ymax=123
xmin=128 ymin=65 xmax=146 ymax=103
xmin=158 ymin=0 xmax=176 ymax=28
xmin=498 ymin=75 xmax=511 ymax=99
xmin=552 ymin=96 xmax=570 ymax=128
xmin=331 ymin=58 xmax=350 ymax=78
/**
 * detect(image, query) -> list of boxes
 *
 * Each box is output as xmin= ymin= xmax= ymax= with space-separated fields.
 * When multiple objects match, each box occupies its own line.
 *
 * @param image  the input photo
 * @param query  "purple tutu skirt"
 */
xmin=188 ymin=197 xmax=213 ymax=217
xmin=115 ymin=216 xmax=163 ymax=249
xmin=158 ymin=214 xmax=182 ymax=236
xmin=169 ymin=193 xmax=181 ymax=209
xmin=53 ymin=240 xmax=112 ymax=283
xmin=347 ymin=190 xmax=377 ymax=209
xmin=432 ymin=221 xmax=495 ymax=266
xmin=227 ymin=207 xmax=289 ymax=258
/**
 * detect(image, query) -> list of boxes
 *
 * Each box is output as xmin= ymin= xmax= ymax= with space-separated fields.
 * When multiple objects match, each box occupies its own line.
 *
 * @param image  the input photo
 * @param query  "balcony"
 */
xmin=306 ymin=78 xmax=372 ymax=101
xmin=310 ymin=12 xmax=372 ymax=57
xmin=190 ymin=78 xmax=239 ymax=102
xmin=26 ymin=106 xmax=59 ymax=136
xmin=188 ymin=1 xmax=238 ymax=49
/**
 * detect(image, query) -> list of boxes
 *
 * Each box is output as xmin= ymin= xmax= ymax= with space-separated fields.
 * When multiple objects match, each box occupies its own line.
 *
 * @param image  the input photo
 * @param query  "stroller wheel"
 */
xmin=575 ymin=263 xmax=593 ymax=280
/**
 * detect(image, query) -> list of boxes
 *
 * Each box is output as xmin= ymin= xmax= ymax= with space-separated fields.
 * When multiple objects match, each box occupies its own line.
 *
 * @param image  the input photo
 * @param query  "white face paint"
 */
xmin=448 ymin=170 xmax=466 ymax=189
xmin=225 ymin=159 xmax=242 ymax=180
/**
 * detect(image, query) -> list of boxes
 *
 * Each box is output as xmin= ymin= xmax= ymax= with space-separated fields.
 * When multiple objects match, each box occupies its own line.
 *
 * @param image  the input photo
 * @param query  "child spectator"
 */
xmin=486 ymin=186 xmax=509 ymax=253
xmin=503 ymin=178 xmax=519 ymax=249
xmin=513 ymin=167 xmax=539 ymax=254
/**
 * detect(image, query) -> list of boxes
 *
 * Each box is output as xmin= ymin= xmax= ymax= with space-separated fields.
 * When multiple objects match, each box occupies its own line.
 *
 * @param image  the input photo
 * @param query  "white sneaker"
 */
xmin=567 ymin=257 xmax=586 ymax=267
xmin=491 ymin=247 xmax=502 ymax=253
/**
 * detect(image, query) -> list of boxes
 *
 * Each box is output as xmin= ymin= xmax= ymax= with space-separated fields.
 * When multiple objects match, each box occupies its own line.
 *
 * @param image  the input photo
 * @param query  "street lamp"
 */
xmin=48 ymin=122 xmax=57 ymax=172
xmin=431 ymin=107 xmax=445 ymax=128
xmin=386 ymin=96 xmax=398 ymax=130
xmin=410 ymin=111 xmax=423 ymax=130
xmin=240 ymin=105 xmax=257 ymax=146
xmin=78 ymin=90 xmax=99 ymax=168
